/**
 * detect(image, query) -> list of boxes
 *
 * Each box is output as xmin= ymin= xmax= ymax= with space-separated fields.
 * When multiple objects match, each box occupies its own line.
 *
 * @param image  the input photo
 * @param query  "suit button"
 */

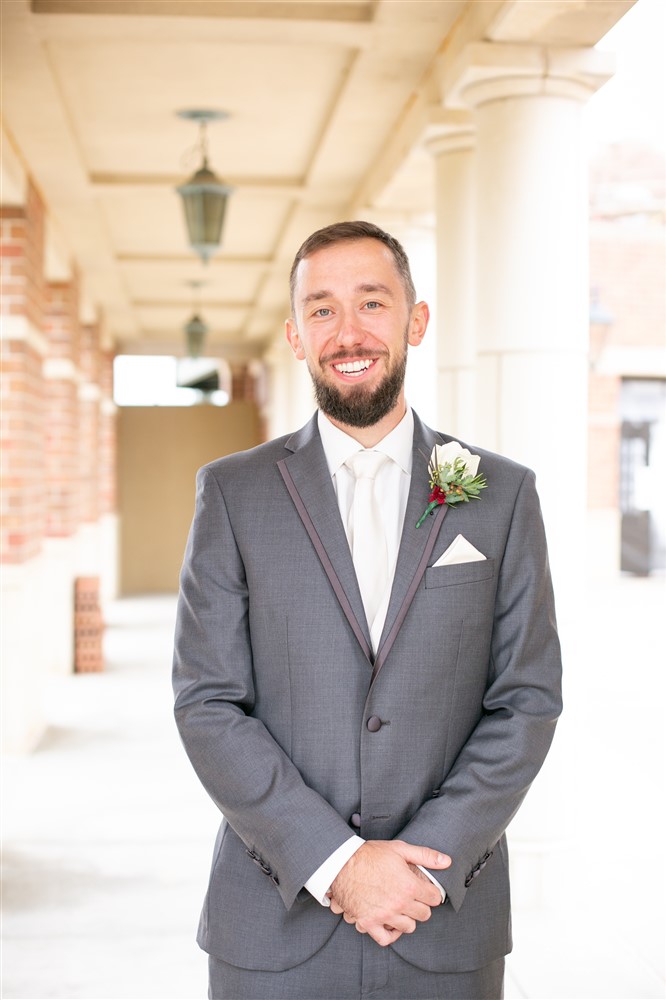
xmin=367 ymin=715 xmax=383 ymax=732
xmin=350 ymin=812 xmax=361 ymax=828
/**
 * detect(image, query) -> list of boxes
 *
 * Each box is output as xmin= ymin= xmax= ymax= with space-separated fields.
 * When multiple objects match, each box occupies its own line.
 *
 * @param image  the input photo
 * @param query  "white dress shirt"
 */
xmin=304 ymin=408 xmax=446 ymax=907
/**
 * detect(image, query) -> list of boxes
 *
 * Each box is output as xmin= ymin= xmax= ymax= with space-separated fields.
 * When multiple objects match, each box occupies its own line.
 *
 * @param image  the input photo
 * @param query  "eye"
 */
xmin=313 ymin=307 xmax=332 ymax=317
xmin=363 ymin=301 xmax=381 ymax=310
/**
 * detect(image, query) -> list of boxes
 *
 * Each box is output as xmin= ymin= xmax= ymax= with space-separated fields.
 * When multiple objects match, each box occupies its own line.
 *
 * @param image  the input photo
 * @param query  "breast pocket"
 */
xmin=425 ymin=557 xmax=496 ymax=589
xmin=423 ymin=557 xmax=497 ymax=628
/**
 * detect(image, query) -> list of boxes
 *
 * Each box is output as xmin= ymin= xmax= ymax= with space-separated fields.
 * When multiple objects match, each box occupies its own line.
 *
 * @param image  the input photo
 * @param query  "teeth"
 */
xmin=334 ymin=359 xmax=372 ymax=375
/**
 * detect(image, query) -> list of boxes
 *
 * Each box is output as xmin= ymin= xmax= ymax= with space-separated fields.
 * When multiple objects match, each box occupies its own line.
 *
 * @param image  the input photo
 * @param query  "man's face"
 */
xmin=285 ymin=238 xmax=428 ymax=430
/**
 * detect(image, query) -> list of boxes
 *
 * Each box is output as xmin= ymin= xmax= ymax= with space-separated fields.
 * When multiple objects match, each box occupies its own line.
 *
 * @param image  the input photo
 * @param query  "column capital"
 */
xmin=444 ymin=41 xmax=614 ymax=109
xmin=424 ymin=112 xmax=476 ymax=157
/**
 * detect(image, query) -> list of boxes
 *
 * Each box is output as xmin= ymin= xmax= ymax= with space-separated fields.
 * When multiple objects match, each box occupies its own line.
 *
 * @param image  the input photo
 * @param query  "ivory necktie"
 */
xmin=345 ymin=450 xmax=390 ymax=632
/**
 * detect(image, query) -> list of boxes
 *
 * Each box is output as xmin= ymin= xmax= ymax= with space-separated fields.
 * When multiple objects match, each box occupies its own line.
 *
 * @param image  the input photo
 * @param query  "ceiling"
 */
xmin=1 ymin=0 xmax=635 ymax=361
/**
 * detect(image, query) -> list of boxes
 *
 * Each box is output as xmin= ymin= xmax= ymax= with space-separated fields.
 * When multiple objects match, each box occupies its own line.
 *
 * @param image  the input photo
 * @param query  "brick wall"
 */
xmin=587 ymin=143 xmax=665 ymax=512
xmin=44 ymin=276 xmax=81 ymax=538
xmin=590 ymin=224 xmax=666 ymax=350
xmin=587 ymin=367 xmax=620 ymax=510
xmin=232 ymin=362 xmax=267 ymax=441
xmin=79 ymin=322 xmax=101 ymax=525
xmin=99 ymin=350 xmax=117 ymax=516
xmin=1 ymin=176 xmax=118 ymax=562
xmin=0 ymin=180 xmax=47 ymax=563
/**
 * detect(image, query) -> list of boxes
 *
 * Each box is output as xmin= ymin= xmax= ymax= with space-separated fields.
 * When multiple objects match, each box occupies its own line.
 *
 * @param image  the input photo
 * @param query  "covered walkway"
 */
xmin=3 ymin=574 xmax=665 ymax=1000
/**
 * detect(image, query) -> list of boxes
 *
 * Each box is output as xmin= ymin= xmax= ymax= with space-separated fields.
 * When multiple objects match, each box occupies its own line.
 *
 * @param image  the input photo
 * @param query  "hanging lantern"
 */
xmin=185 ymin=313 xmax=207 ymax=358
xmin=176 ymin=110 xmax=233 ymax=264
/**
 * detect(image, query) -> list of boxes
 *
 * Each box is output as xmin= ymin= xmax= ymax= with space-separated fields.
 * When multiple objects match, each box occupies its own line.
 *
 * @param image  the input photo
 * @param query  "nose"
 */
xmin=335 ymin=309 xmax=364 ymax=347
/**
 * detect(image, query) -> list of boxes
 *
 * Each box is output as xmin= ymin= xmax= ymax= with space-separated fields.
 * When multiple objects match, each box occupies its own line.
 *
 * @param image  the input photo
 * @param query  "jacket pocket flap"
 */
xmin=425 ymin=558 xmax=495 ymax=589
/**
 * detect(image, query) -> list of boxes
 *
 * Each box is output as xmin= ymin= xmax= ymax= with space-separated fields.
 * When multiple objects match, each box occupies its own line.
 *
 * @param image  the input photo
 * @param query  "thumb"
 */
xmin=395 ymin=841 xmax=451 ymax=870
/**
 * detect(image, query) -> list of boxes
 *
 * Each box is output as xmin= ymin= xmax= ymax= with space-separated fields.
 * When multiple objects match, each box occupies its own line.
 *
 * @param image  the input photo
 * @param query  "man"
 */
xmin=173 ymin=221 xmax=562 ymax=999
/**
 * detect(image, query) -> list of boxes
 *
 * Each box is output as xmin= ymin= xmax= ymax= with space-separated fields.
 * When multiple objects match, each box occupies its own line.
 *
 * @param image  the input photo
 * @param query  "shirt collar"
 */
xmin=317 ymin=407 xmax=414 ymax=478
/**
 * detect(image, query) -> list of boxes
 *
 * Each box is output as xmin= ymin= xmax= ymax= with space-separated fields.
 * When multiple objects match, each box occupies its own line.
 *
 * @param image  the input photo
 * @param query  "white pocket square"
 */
xmin=432 ymin=534 xmax=487 ymax=567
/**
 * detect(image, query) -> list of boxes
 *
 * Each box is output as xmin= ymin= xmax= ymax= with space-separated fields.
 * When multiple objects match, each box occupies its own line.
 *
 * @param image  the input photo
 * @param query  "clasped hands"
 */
xmin=327 ymin=839 xmax=451 ymax=948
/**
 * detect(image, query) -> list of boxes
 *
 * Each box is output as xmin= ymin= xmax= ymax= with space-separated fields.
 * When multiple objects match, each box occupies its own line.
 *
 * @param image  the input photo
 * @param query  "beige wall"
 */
xmin=118 ymin=402 xmax=262 ymax=594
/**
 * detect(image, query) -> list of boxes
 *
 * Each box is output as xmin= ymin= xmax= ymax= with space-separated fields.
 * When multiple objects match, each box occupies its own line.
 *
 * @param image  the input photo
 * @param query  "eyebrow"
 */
xmin=301 ymin=283 xmax=394 ymax=307
xmin=302 ymin=290 xmax=333 ymax=307
xmin=357 ymin=283 xmax=393 ymax=297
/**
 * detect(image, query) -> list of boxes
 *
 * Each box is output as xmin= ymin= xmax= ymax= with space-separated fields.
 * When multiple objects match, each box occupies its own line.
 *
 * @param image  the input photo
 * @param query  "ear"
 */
xmin=407 ymin=301 xmax=429 ymax=347
xmin=285 ymin=318 xmax=306 ymax=360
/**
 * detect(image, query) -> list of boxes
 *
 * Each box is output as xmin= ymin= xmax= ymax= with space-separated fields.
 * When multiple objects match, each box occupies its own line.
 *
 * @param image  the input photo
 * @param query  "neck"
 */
xmin=326 ymin=396 xmax=407 ymax=448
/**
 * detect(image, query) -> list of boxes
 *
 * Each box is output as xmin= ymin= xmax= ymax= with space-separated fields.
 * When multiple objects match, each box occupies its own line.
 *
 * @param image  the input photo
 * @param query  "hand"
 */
xmin=328 ymin=840 xmax=451 ymax=947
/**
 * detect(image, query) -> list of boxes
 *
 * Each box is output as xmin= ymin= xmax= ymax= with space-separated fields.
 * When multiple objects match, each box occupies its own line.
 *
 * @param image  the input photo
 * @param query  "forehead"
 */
xmin=293 ymin=238 xmax=403 ymax=300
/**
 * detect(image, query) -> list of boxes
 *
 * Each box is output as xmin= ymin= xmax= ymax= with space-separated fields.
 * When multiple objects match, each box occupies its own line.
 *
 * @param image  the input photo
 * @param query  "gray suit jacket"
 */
xmin=172 ymin=411 xmax=562 ymax=974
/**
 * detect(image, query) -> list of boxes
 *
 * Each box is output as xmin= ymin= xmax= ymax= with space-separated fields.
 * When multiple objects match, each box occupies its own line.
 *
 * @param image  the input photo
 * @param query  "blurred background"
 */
xmin=1 ymin=0 xmax=664 ymax=997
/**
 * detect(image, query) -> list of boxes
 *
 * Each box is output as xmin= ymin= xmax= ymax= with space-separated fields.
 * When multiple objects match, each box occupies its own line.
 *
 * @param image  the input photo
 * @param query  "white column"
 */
xmin=446 ymin=44 xmax=613 ymax=586
xmin=264 ymin=334 xmax=315 ymax=440
xmin=443 ymin=43 xmax=615 ymax=906
xmin=396 ymin=225 xmax=438 ymax=429
xmin=426 ymin=117 xmax=477 ymax=441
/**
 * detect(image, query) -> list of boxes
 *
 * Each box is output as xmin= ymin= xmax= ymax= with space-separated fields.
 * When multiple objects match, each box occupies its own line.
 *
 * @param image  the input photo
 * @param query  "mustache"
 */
xmin=320 ymin=347 xmax=388 ymax=365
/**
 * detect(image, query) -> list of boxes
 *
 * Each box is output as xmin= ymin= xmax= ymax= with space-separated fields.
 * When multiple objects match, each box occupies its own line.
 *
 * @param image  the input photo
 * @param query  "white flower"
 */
xmin=432 ymin=441 xmax=480 ymax=478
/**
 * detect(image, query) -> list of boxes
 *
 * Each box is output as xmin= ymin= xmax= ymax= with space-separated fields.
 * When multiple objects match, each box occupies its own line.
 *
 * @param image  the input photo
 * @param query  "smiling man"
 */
xmin=173 ymin=220 xmax=562 ymax=999
xmin=285 ymin=232 xmax=425 ymax=440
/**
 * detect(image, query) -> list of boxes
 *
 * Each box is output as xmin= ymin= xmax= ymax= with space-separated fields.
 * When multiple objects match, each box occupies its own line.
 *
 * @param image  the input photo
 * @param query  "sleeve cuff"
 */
xmin=417 ymin=865 xmax=447 ymax=903
xmin=304 ymin=835 xmax=365 ymax=907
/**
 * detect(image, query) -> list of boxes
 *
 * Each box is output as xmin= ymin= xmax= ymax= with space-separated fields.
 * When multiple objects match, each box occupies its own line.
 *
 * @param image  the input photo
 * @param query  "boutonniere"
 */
xmin=416 ymin=441 xmax=488 ymax=528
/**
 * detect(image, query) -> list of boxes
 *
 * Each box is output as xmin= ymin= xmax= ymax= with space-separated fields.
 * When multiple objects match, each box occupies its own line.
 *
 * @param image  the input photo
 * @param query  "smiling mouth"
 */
xmin=332 ymin=358 xmax=375 ymax=377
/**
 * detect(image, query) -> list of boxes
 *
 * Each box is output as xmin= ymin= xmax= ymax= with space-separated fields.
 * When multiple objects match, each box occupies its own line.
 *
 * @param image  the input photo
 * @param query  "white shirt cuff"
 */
xmin=417 ymin=864 xmax=447 ymax=903
xmin=304 ymin=835 xmax=365 ymax=907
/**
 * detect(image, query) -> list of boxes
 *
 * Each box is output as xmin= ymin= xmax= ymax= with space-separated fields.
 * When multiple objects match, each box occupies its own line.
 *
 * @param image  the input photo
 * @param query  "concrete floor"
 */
xmin=2 ymin=575 xmax=665 ymax=1000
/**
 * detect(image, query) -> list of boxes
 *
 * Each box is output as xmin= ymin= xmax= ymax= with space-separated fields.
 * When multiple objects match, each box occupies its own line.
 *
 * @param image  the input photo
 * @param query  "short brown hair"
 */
xmin=289 ymin=220 xmax=416 ymax=313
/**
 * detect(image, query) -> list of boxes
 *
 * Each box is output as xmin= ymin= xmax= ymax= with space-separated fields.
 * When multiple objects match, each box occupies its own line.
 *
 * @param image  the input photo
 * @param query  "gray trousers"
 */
xmin=208 ymin=920 xmax=505 ymax=1000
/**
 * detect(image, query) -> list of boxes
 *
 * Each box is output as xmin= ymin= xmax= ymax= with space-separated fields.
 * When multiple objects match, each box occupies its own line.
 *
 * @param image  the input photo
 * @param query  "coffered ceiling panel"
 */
xmin=46 ymin=39 xmax=354 ymax=179
xmin=119 ymin=260 xmax=263 ymax=304
xmin=97 ymin=187 xmax=289 ymax=259
xmin=136 ymin=304 xmax=250 ymax=339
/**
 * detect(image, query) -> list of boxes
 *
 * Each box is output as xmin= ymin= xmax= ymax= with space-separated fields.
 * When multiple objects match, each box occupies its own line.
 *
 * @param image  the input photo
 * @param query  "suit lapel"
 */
xmin=277 ymin=412 xmax=457 ymax=677
xmin=372 ymin=414 xmax=449 ymax=681
xmin=277 ymin=416 xmax=373 ymax=663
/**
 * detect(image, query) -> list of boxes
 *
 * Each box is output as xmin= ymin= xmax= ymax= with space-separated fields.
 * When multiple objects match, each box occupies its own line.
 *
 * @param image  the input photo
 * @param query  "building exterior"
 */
xmin=587 ymin=142 xmax=666 ymax=576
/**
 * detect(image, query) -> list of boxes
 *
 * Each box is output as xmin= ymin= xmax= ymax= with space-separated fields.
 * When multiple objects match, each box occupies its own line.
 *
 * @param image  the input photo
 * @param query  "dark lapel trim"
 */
xmin=277 ymin=458 xmax=373 ymax=664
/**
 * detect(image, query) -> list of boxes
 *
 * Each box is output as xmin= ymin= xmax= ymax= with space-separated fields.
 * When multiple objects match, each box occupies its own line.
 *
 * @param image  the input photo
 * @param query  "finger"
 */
xmin=394 ymin=841 xmax=451 ymax=871
xmin=367 ymin=924 xmax=402 ymax=947
xmin=343 ymin=912 xmax=356 ymax=925
xmin=368 ymin=912 xmax=417 ymax=937
xmin=329 ymin=899 xmax=343 ymax=915
xmin=404 ymin=899 xmax=434 ymax=923
xmin=409 ymin=864 xmax=442 ymax=903
xmin=400 ymin=867 xmax=442 ymax=909
xmin=390 ymin=915 xmax=417 ymax=935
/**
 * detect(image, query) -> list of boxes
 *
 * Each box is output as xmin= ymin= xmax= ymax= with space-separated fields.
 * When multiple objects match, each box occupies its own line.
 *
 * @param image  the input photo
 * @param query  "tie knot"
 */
xmin=346 ymin=450 xmax=389 ymax=481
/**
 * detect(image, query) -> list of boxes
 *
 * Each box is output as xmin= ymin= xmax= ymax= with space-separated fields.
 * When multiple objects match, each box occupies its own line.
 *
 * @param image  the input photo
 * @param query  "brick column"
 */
xmin=0 ymin=180 xmax=47 ymax=564
xmin=99 ymin=350 xmax=117 ymax=519
xmin=231 ymin=363 xmax=256 ymax=403
xmin=0 ymin=180 xmax=49 ymax=751
xmin=232 ymin=361 xmax=268 ymax=442
xmin=98 ymin=349 xmax=119 ymax=601
xmin=75 ymin=320 xmax=106 ymax=670
xmin=44 ymin=275 xmax=81 ymax=540
xmin=79 ymin=321 xmax=101 ymax=526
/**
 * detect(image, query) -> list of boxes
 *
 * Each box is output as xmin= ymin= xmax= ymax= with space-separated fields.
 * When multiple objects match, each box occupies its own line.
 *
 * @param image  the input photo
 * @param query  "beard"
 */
xmin=308 ymin=336 xmax=408 ymax=429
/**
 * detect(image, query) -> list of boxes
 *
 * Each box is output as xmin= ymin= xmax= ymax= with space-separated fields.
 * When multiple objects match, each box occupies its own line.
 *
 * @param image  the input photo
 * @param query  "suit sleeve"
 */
xmin=172 ymin=465 xmax=355 ymax=910
xmin=397 ymin=468 xmax=563 ymax=911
